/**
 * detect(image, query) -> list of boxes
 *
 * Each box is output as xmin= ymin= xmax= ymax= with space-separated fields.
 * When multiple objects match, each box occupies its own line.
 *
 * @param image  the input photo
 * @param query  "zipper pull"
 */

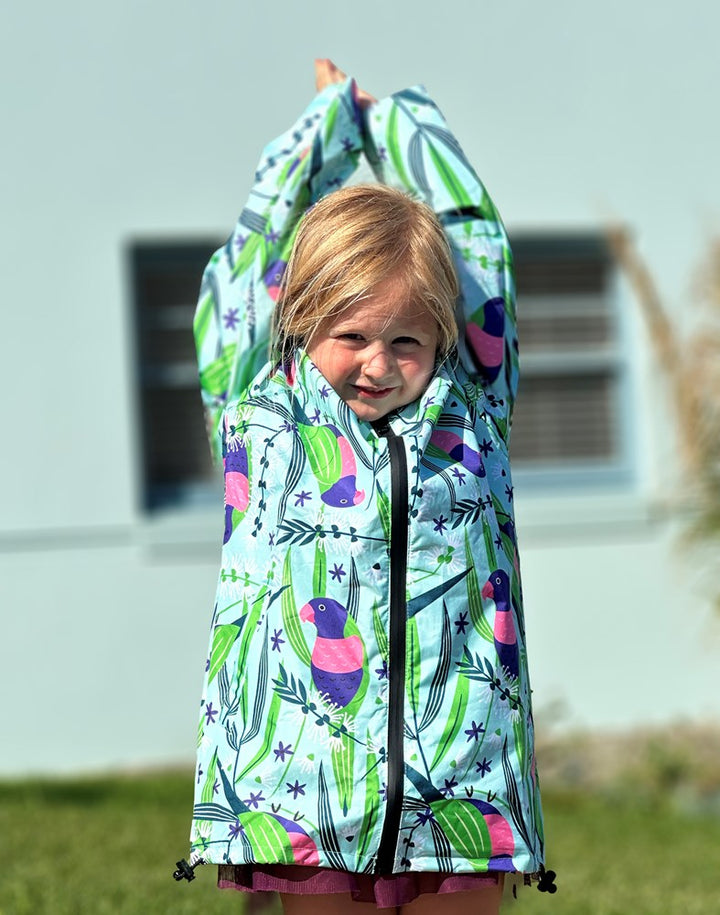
xmin=372 ymin=418 xmax=392 ymax=438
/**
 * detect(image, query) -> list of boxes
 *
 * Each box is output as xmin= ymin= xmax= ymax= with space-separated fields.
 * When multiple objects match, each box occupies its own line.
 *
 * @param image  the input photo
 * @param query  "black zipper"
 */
xmin=374 ymin=422 xmax=408 ymax=875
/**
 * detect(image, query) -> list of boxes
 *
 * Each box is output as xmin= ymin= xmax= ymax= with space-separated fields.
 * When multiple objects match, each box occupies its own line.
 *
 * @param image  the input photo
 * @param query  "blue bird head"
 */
xmin=321 ymin=476 xmax=364 ymax=508
xmin=482 ymin=569 xmax=511 ymax=609
xmin=299 ymin=597 xmax=348 ymax=638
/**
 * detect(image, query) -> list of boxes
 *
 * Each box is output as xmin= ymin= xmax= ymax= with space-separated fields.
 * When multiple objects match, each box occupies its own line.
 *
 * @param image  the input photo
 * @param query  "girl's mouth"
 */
xmin=354 ymin=385 xmax=394 ymax=399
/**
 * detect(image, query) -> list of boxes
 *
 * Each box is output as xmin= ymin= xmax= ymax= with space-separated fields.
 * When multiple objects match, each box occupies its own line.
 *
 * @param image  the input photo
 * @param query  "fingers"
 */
xmin=314 ymin=58 xmax=377 ymax=107
xmin=314 ymin=58 xmax=346 ymax=92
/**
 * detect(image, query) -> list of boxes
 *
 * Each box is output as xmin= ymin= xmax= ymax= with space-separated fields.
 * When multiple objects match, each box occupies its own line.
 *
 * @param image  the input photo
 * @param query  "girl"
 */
xmin=179 ymin=60 xmax=551 ymax=913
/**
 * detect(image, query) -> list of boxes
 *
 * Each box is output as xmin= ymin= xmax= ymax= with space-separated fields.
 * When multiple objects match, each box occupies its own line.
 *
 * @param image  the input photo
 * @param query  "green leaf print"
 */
xmin=513 ymin=711 xmax=528 ymax=779
xmin=386 ymin=103 xmax=412 ymax=191
xmin=433 ymin=798 xmax=492 ymax=867
xmin=324 ymin=97 xmax=339 ymax=145
xmin=233 ymin=339 xmax=271 ymax=395
xmin=372 ymin=601 xmax=388 ymax=664
xmin=207 ymin=621 xmax=242 ymax=684
xmin=281 ymin=551 xmax=312 ymax=667
xmin=237 ymin=689 xmax=282 ymax=780
xmin=430 ymin=674 xmax=469 ymax=772
xmin=418 ymin=603 xmax=451 ymax=732
xmin=318 ymin=762 xmax=346 ymax=870
xmin=406 ymin=616 xmax=421 ymax=715
xmin=426 ymin=141 xmax=474 ymax=209
xmin=331 ymin=728 xmax=354 ymax=817
xmin=356 ymin=740 xmax=380 ymax=863
xmin=465 ymin=531 xmax=494 ymax=644
xmin=200 ymin=748 xmax=219 ymax=804
xmin=236 ymin=586 xmax=268 ymax=680
xmin=199 ymin=344 xmax=238 ymax=398
xmin=230 ymin=230 xmax=265 ymax=281
xmin=242 ymin=810 xmax=294 ymax=862
xmin=313 ymin=541 xmax=327 ymax=599
xmin=193 ymin=291 xmax=215 ymax=350
xmin=377 ymin=486 xmax=391 ymax=545
xmin=481 ymin=514 xmax=497 ymax=570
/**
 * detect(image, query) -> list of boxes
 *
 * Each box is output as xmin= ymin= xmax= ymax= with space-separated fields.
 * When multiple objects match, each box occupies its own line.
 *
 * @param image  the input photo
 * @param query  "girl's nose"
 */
xmin=363 ymin=345 xmax=394 ymax=380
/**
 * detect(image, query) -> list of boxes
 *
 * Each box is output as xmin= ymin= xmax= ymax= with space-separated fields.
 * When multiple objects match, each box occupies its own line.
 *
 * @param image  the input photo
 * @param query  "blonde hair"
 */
xmin=272 ymin=184 xmax=459 ymax=363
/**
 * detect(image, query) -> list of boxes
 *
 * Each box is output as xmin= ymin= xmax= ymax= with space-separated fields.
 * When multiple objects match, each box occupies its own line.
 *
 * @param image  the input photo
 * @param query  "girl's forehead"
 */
xmin=331 ymin=274 xmax=431 ymax=325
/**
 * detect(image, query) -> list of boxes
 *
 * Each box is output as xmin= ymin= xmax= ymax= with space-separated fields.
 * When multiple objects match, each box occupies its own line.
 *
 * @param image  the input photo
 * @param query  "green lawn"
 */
xmin=1 ymin=773 xmax=718 ymax=914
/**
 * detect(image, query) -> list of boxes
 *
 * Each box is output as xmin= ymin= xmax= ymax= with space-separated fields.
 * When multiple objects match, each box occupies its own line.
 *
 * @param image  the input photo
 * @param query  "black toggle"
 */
xmin=537 ymin=865 xmax=558 ymax=894
xmin=173 ymin=858 xmax=197 ymax=882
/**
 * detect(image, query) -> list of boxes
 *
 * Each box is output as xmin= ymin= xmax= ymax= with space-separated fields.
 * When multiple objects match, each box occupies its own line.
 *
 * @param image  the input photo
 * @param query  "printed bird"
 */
xmin=262 ymin=258 xmax=287 ymax=302
xmin=466 ymin=297 xmax=505 ymax=383
xmin=223 ymin=440 xmax=251 ymax=544
xmin=270 ymin=813 xmax=321 ymax=866
xmin=424 ymin=429 xmax=486 ymax=478
xmin=405 ymin=765 xmax=515 ymax=870
xmin=299 ymin=597 xmax=368 ymax=709
xmin=215 ymin=766 xmax=320 ymax=866
xmin=481 ymin=569 xmax=519 ymax=680
xmin=298 ymin=422 xmax=365 ymax=508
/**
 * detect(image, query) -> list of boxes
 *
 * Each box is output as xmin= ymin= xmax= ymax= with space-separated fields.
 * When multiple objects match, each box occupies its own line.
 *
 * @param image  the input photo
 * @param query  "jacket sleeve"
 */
xmin=193 ymin=79 xmax=364 ymax=461
xmin=362 ymin=87 xmax=519 ymax=430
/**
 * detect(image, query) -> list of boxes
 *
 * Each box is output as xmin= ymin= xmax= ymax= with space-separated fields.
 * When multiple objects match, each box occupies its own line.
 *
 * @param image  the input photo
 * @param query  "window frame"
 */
xmin=509 ymin=233 xmax=634 ymax=489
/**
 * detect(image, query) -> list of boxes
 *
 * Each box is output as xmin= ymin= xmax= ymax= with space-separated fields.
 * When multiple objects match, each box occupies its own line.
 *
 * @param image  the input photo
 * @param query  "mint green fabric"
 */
xmin=190 ymin=79 xmax=544 ymax=879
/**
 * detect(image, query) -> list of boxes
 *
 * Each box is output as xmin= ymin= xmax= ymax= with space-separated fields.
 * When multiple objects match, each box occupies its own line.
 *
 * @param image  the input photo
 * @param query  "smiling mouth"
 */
xmin=353 ymin=385 xmax=395 ymax=399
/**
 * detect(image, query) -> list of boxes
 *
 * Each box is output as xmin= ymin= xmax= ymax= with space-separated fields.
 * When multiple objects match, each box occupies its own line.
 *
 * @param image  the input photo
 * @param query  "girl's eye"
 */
xmin=338 ymin=333 xmax=364 ymax=342
xmin=394 ymin=336 xmax=421 ymax=346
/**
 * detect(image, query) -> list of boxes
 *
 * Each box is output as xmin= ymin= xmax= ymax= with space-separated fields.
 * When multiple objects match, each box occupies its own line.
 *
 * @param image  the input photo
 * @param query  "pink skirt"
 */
xmin=218 ymin=863 xmax=501 ymax=908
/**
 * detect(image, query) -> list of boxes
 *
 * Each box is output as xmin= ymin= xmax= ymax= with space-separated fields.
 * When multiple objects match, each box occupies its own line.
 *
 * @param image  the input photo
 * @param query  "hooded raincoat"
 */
xmin=189 ymin=79 xmax=545 ymax=881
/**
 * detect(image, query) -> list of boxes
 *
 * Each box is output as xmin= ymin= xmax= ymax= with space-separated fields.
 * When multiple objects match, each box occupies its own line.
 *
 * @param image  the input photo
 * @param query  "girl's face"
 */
xmin=307 ymin=274 xmax=439 ymax=422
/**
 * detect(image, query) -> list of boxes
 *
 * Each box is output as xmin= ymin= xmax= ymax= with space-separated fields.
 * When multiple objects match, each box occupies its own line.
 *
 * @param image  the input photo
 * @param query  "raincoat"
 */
xmin=188 ymin=78 xmax=545 ymax=880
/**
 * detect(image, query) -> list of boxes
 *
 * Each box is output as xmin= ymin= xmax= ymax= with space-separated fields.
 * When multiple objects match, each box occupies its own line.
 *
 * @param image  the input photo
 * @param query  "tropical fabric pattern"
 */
xmin=190 ymin=79 xmax=545 ymax=879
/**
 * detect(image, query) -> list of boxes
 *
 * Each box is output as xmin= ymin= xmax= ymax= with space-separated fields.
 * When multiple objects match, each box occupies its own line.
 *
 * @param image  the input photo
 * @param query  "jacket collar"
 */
xmin=286 ymin=349 xmax=456 ymax=451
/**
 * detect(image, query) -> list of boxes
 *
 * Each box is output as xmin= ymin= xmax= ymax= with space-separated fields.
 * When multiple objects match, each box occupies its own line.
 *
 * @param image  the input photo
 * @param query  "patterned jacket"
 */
xmin=190 ymin=79 xmax=545 ymax=878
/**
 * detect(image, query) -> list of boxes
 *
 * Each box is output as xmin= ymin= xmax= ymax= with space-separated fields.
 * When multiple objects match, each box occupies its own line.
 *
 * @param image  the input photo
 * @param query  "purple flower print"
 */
xmin=229 ymin=819 xmax=242 ymax=838
xmin=476 ymin=757 xmax=492 ymax=777
xmin=223 ymin=308 xmax=240 ymax=331
xmin=204 ymin=702 xmax=218 ymax=725
xmin=464 ymin=720 xmax=485 ymax=742
xmin=286 ymin=780 xmax=306 ymax=799
xmin=294 ymin=491 xmax=312 ymax=507
xmin=454 ymin=611 xmax=469 ymax=635
xmin=433 ymin=515 xmax=449 ymax=534
xmin=244 ymin=791 xmax=265 ymax=809
xmin=415 ymin=807 xmax=435 ymax=826
xmin=271 ymin=628 xmax=285 ymax=652
xmin=330 ymin=563 xmax=346 ymax=582
xmin=273 ymin=742 xmax=293 ymax=763
xmin=478 ymin=439 xmax=493 ymax=457
xmin=440 ymin=777 xmax=458 ymax=797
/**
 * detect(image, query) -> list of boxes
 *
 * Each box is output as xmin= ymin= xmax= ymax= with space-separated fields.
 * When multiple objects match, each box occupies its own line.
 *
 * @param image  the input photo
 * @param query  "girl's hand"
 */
xmin=314 ymin=58 xmax=376 ymax=108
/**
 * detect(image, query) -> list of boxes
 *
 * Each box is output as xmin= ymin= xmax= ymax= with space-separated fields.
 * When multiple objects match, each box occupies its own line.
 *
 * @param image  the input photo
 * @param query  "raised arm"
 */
xmin=363 ymin=88 xmax=519 ymax=427
xmin=193 ymin=76 xmax=364 ymax=460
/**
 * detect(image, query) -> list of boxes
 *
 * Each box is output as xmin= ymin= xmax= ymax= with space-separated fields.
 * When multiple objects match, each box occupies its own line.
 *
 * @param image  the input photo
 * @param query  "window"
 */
xmin=510 ymin=234 xmax=631 ymax=486
xmin=130 ymin=241 xmax=221 ymax=509
xmin=130 ymin=233 xmax=629 ymax=511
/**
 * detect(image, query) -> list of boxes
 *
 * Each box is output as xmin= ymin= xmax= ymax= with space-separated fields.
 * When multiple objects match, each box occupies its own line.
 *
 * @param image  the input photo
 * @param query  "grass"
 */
xmin=1 ymin=771 xmax=719 ymax=914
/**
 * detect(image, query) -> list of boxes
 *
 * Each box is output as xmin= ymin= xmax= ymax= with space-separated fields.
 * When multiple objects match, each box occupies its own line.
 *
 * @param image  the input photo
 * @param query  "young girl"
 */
xmin=179 ymin=60 xmax=551 ymax=913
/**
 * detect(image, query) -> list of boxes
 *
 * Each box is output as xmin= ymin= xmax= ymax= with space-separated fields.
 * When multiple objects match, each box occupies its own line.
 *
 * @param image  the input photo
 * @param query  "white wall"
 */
xmin=2 ymin=0 xmax=719 ymax=775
